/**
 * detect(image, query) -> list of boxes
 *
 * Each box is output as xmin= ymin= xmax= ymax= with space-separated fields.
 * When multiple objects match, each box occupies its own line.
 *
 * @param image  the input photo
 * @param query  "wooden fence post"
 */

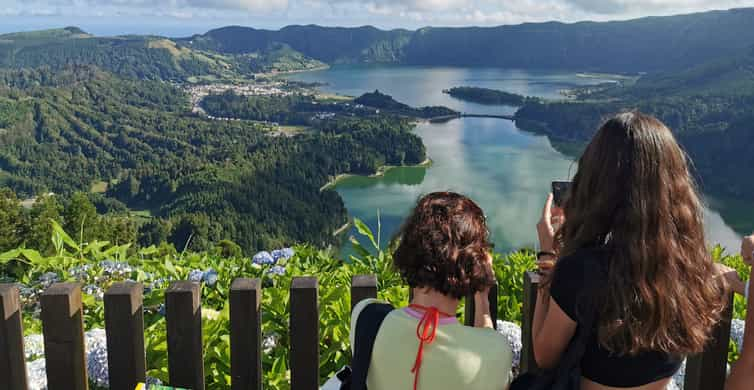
xmin=0 ymin=284 xmax=28 ymax=390
xmin=684 ymin=290 xmax=734 ymax=390
xmin=350 ymin=275 xmax=378 ymax=311
xmin=104 ymin=282 xmax=146 ymax=390
xmin=465 ymin=280 xmax=499 ymax=329
xmin=166 ymin=281 xmax=204 ymax=390
xmin=230 ymin=278 xmax=262 ymax=390
xmin=41 ymin=283 xmax=88 ymax=390
xmin=520 ymin=272 xmax=540 ymax=375
xmin=290 ymin=276 xmax=319 ymax=390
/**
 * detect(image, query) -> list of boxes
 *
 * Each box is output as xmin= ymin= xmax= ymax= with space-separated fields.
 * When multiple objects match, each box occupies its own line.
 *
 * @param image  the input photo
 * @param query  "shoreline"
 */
xmin=320 ymin=158 xmax=432 ymax=191
xmin=263 ymin=64 xmax=331 ymax=78
xmin=332 ymin=221 xmax=352 ymax=237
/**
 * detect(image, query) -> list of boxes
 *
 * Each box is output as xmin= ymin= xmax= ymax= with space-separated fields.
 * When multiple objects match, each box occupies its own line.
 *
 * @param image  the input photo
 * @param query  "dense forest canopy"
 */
xmin=180 ymin=8 xmax=754 ymax=73
xmin=513 ymin=45 xmax=754 ymax=201
xmin=0 ymin=27 xmax=324 ymax=82
xmin=444 ymin=87 xmax=536 ymax=106
xmin=0 ymin=66 xmax=425 ymax=254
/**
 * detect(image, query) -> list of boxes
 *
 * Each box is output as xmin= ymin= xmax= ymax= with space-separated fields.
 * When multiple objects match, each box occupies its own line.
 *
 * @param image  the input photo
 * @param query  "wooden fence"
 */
xmin=0 ymin=272 xmax=733 ymax=390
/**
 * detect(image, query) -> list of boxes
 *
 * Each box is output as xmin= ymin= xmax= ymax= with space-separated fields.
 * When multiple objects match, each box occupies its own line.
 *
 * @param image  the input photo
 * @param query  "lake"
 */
xmin=287 ymin=65 xmax=744 ymax=254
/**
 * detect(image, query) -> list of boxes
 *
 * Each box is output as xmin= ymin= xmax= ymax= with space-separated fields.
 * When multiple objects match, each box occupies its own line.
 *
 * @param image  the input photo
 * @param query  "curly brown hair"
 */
xmin=393 ymin=192 xmax=495 ymax=299
xmin=557 ymin=111 xmax=726 ymax=356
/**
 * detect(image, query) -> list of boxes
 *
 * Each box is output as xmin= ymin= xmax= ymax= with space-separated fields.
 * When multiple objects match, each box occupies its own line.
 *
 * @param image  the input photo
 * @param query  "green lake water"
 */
xmin=287 ymin=65 xmax=745 ymax=254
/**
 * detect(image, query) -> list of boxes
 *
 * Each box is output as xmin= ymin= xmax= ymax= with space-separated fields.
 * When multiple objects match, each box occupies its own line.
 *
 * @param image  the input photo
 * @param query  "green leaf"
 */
xmin=0 ymin=249 xmax=21 ymax=264
xmin=353 ymin=218 xmax=378 ymax=250
xmin=50 ymin=219 xmax=79 ymax=252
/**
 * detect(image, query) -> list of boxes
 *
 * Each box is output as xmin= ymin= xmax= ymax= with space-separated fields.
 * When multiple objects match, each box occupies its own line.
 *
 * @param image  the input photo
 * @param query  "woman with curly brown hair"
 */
xmin=350 ymin=192 xmax=513 ymax=390
xmin=532 ymin=112 xmax=727 ymax=390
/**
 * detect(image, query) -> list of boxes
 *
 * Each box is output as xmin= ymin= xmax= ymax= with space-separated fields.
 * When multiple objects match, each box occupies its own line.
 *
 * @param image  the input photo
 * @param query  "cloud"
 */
xmin=3 ymin=0 xmax=754 ymax=31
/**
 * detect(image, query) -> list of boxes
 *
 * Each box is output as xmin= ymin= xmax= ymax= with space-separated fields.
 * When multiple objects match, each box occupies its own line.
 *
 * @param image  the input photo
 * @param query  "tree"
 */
xmin=27 ymin=194 xmax=62 ymax=255
xmin=169 ymin=213 xmax=212 ymax=252
xmin=138 ymin=219 xmax=171 ymax=247
xmin=63 ymin=192 xmax=98 ymax=243
xmin=100 ymin=216 xmax=137 ymax=246
xmin=0 ymin=188 xmax=23 ymax=252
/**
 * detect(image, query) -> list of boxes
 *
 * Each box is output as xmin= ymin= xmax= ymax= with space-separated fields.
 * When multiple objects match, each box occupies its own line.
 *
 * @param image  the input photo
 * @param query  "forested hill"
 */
xmin=0 ymin=27 xmax=324 ymax=81
xmin=181 ymin=7 xmax=754 ymax=73
xmin=513 ymin=45 xmax=754 ymax=204
xmin=0 ymin=66 xmax=425 ymax=253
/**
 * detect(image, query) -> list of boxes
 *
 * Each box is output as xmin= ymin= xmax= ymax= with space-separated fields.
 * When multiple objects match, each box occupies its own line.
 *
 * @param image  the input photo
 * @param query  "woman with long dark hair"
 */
xmin=532 ymin=112 xmax=726 ymax=389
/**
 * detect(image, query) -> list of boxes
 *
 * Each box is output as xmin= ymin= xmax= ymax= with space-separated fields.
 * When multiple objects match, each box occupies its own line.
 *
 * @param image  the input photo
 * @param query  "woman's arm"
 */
xmin=532 ymin=193 xmax=578 ymax=369
xmin=474 ymin=253 xmax=495 ymax=329
xmin=532 ymin=287 xmax=577 ymax=369
xmin=474 ymin=290 xmax=494 ymax=328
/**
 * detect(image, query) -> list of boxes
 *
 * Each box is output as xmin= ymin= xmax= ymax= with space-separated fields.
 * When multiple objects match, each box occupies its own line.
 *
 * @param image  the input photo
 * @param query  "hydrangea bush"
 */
xmin=1 ymin=220 xmax=748 ymax=389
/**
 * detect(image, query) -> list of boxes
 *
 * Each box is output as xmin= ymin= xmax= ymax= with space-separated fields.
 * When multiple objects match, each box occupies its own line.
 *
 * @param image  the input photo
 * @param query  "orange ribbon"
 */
xmin=408 ymin=304 xmax=454 ymax=390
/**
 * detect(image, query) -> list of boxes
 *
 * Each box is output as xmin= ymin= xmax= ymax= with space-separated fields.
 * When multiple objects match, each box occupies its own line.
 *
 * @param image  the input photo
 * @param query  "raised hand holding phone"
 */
xmin=536 ymin=193 xmax=564 ymax=274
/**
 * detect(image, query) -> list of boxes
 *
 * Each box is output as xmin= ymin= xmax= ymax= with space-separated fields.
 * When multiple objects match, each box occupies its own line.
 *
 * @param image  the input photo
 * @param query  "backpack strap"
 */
xmin=350 ymin=302 xmax=395 ymax=390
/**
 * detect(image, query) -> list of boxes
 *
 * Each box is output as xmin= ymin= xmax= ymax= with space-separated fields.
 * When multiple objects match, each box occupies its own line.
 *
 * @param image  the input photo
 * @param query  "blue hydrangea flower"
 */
xmin=99 ymin=260 xmax=133 ymax=276
xmin=24 ymin=334 xmax=44 ymax=361
xmin=37 ymin=272 xmax=59 ymax=288
xmin=157 ymin=304 xmax=166 ymax=317
xmin=731 ymin=319 xmax=745 ymax=351
xmin=146 ymin=376 xmax=163 ymax=385
xmin=83 ymin=285 xmax=104 ymax=300
xmin=69 ymin=264 xmax=92 ymax=280
xmin=497 ymin=321 xmax=522 ymax=373
xmin=86 ymin=329 xmax=109 ymax=387
xmin=188 ymin=269 xmax=205 ymax=282
xmin=202 ymin=269 xmax=219 ymax=287
xmin=253 ymin=251 xmax=275 ymax=265
xmin=267 ymin=265 xmax=286 ymax=276
xmin=27 ymin=358 xmax=47 ymax=390
xmin=262 ymin=332 xmax=279 ymax=353
xmin=271 ymin=248 xmax=295 ymax=262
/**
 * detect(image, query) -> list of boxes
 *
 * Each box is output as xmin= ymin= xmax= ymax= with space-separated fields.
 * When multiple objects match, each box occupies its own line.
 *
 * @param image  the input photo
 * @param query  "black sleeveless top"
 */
xmin=549 ymin=248 xmax=683 ymax=387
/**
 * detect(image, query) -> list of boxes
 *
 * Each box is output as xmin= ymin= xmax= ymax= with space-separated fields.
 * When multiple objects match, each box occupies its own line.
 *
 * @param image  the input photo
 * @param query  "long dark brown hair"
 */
xmin=557 ymin=111 xmax=725 ymax=355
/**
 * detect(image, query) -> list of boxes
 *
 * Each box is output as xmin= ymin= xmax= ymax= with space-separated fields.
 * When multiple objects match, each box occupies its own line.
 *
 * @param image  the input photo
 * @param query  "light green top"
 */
xmin=350 ymin=299 xmax=513 ymax=390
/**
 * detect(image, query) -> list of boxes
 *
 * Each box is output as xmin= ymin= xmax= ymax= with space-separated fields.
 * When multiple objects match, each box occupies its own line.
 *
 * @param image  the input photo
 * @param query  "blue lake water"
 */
xmin=287 ymin=65 xmax=744 ymax=255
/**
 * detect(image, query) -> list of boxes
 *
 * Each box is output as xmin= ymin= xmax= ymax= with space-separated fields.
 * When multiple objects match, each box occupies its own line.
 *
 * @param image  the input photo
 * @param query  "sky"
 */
xmin=1 ymin=0 xmax=754 ymax=37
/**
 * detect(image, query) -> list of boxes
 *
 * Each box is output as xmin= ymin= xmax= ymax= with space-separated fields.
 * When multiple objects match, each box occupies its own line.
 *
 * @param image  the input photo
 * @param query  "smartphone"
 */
xmin=551 ymin=181 xmax=572 ymax=208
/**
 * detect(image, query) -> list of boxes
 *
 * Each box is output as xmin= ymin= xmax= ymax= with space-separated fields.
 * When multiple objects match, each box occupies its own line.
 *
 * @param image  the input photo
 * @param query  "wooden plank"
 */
xmin=684 ymin=291 xmax=734 ymax=390
xmin=290 ymin=276 xmax=319 ymax=390
xmin=520 ymin=272 xmax=540 ymax=375
xmin=166 ymin=281 xmax=204 ymax=390
xmin=230 ymin=278 xmax=262 ymax=390
xmin=465 ymin=281 xmax=499 ymax=329
xmin=350 ymin=275 xmax=378 ymax=311
xmin=104 ymin=282 xmax=146 ymax=390
xmin=41 ymin=283 xmax=88 ymax=390
xmin=0 ymin=284 xmax=28 ymax=390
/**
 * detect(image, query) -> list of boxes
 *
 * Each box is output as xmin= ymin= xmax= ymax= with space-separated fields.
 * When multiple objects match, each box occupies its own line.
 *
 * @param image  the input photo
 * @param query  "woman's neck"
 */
xmin=410 ymin=288 xmax=460 ymax=315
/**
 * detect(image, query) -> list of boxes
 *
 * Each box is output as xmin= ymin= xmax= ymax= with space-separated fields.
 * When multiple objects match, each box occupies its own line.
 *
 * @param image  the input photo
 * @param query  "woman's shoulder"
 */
xmin=555 ymin=247 xmax=608 ymax=280
xmin=551 ymin=247 xmax=608 ymax=321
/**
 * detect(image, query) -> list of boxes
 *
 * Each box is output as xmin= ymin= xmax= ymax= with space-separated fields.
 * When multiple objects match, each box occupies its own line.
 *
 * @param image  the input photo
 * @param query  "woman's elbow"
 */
xmin=533 ymin=337 xmax=559 ymax=370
